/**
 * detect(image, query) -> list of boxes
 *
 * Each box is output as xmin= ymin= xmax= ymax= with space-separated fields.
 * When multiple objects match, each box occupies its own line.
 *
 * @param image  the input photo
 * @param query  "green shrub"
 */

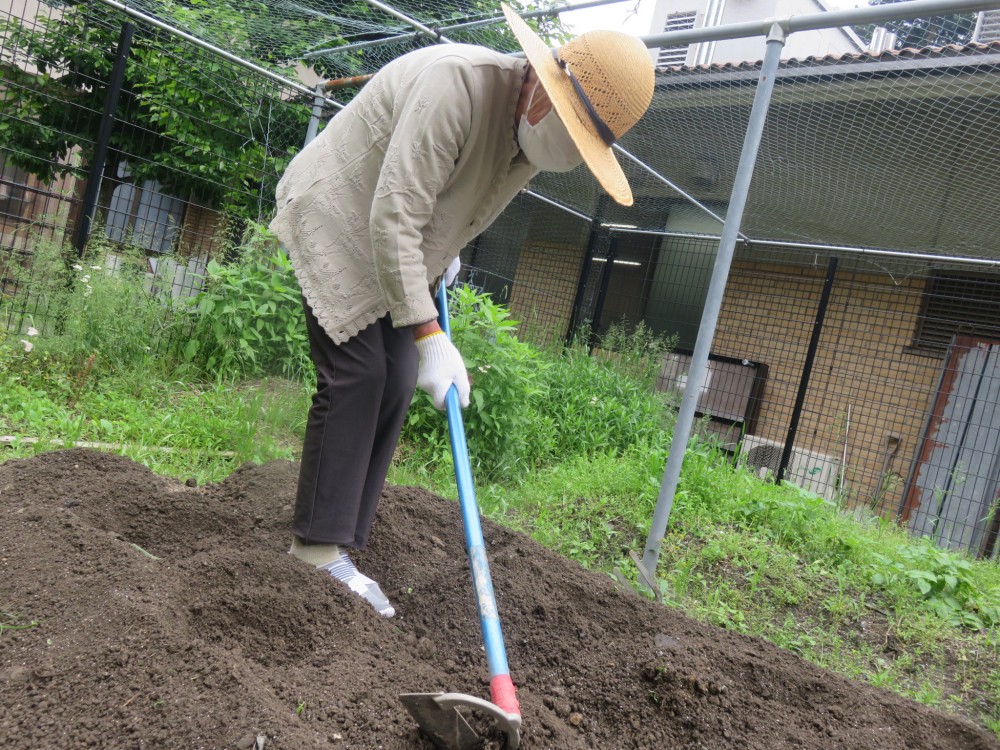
xmin=180 ymin=224 xmax=310 ymax=379
xmin=541 ymin=325 xmax=675 ymax=458
xmin=402 ymin=287 xmax=676 ymax=483
xmin=0 ymin=235 xmax=169 ymax=374
xmin=403 ymin=285 xmax=550 ymax=480
xmin=873 ymin=540 xmax=1000 ymax=630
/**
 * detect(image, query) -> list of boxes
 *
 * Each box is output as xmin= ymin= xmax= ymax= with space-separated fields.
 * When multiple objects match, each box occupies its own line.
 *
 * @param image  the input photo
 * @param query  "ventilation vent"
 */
xmin=975 ymin=10 xmax=1000 ymax=42
xmin=912 ymin=272 xmax=1000 ymax=355
xmin=745 ymin=443 xmax=783 ymax=476
xmin=656 ymin=12 xmax=696 ymax=67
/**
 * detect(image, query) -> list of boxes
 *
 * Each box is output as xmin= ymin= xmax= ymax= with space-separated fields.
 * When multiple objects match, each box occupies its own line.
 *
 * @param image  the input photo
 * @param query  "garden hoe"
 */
xmin=400 ymin=284 xmax=522 ymax=750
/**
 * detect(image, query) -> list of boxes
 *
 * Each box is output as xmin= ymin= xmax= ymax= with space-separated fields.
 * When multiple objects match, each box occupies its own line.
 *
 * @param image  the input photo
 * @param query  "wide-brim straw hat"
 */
xmin=502 ymin=3 xmax=654 ymax=206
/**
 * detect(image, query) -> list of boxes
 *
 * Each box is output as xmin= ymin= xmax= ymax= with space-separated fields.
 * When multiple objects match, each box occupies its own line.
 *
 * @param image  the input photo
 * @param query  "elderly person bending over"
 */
xmin=269 ymin=4 xmax=654 ymax=617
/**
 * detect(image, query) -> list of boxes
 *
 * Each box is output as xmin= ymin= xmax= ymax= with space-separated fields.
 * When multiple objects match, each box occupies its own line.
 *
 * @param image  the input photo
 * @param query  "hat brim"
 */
xmin=502 ymin=3 xmax=633 ymax=206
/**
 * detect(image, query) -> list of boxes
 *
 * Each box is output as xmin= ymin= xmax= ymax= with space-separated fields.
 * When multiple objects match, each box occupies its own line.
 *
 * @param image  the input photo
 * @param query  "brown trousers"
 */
xmin=293 ymin=300 xmax=418 ymax=548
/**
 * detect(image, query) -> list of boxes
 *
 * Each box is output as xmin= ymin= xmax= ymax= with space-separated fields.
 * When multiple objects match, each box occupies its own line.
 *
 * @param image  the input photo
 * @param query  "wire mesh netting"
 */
xmin=1 ymin=0 xmax=999 ymax=555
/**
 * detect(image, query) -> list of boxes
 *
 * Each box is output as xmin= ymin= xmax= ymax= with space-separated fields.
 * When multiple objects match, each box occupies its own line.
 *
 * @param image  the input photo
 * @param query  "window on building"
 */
xmin=105 ymin=162 xmax=185 ymax=254
xmin=912 ymin=272 xmax=1000 ymax=354
xmin=0 ymin=154 xmax=33 ymax=223
xmin=657 ymin=12 xmax=696 ymax=67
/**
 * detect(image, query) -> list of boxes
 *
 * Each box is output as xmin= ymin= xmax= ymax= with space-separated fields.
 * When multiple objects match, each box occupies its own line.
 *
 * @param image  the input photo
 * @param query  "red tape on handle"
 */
xmin=490 ymin=674 xmax=520 ymax=717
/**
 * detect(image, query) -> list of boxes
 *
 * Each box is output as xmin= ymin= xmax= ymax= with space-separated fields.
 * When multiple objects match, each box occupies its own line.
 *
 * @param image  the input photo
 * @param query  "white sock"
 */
xmin=318 ymin=551 xmax=395 ymax=618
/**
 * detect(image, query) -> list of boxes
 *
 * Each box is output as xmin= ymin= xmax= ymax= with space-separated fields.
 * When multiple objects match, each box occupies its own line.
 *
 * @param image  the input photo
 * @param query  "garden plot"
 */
xmin=1 ymin=449 xmax=996 ymax=750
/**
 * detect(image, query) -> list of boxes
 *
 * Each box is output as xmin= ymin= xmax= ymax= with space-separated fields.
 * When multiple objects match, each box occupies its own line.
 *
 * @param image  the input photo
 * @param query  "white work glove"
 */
xmin=444 ymin=257 xmax=462 ymax=287
xmin=415 ymin=332 xmax=471 ymax=410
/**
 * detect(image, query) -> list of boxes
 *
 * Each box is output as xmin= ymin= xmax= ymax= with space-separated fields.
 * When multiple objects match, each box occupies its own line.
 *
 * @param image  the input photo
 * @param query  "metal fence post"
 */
xmin=640 ymin=23 xmax=787 ymax=582
xmin=565 ymin=219 xmax=604 ymax=345
xmin=71 ymin=21 xmax=134 ymax=257
xmin=776 ymin=255 xmax=839 ymax=484
xmin=304 ymin=83 xmax=325 ymax=146
xmin=589 ymin=233 xmax=618 ymax=350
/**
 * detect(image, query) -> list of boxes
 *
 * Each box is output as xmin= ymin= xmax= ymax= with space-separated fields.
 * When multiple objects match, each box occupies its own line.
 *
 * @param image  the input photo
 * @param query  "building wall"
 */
xmin=509 ymin=241 xmax=586 ymax=347
xmin=647 ymin=0 xmax=863 ymax=68
xmin=710 ymin=258 xmax=941 ymax=513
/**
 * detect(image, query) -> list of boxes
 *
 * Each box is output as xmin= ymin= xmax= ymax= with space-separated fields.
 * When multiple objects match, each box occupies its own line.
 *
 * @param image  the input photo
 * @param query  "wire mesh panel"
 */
xmin=570 ymin=233 xmax=1000 ymax=555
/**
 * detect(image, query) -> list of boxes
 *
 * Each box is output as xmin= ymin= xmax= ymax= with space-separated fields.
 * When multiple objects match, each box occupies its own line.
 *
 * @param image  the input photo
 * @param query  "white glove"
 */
xmin=415 ymin=332 xmax=471 ymax=410
xmin=444 ymin=257 xmax=462 ymax=287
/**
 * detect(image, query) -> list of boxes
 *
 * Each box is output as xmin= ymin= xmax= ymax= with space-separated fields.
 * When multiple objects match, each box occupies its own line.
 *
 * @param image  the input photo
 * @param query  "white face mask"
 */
xmin=517 ymin=81 xmax=584 ymax=173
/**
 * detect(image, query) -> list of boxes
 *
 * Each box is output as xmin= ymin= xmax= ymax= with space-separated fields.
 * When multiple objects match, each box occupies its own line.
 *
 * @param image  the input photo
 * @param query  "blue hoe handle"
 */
xmin=435 ymin=283 xmax=519 ymax=716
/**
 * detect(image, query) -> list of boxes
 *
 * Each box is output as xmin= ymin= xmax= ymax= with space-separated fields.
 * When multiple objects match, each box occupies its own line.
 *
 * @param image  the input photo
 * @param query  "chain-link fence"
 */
xmin=2 ymin=0 xmax=999 ymax=556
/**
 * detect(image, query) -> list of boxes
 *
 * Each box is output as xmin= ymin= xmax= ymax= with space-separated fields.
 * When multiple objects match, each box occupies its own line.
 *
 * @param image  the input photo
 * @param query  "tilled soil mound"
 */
xmin=1 ymin=450 xmax=996 ymax=750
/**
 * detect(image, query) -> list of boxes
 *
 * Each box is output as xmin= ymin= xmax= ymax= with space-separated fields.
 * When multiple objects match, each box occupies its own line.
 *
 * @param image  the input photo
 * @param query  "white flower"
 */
xmin=72 ymin=264 xmax=83 ymax=271
xmin=19 ymin=339 xmax=33 ymax=353
xmin=590 ymin=396 xmax=599 ymax=405
xmin=83 ymin=285 xmax=93 ymax=297
xmin=26 ymin=327 xmax=38 ymax=337
xmin=90 ymin=265 xmax=101 ymax=270
xmin=81 ymin=275 xmax=91 ymax=284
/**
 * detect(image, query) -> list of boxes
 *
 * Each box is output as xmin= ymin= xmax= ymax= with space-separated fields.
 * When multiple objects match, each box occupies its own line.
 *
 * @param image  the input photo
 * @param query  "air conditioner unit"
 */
xmin=739 ymin=435 xmax=840 ymax=501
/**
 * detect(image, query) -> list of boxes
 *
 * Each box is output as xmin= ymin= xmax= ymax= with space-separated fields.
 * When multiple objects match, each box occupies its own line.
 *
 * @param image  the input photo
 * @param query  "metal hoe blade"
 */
xmin=400 ymin=692 xmax=522 ymax=750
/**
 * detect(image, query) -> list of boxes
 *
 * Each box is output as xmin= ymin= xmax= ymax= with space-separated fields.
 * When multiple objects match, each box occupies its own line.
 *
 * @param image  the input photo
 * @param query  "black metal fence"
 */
xmin=465 ymin=196 xmax=1000 ymax=558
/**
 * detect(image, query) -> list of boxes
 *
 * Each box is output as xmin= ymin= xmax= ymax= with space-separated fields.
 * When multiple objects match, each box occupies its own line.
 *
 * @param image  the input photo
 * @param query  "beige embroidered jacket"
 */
xmin=269 ymin=45 xmax=536 ymax=344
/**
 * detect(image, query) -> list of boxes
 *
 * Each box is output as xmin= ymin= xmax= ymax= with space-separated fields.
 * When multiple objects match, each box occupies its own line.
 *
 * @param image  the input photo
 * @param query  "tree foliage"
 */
xmin=0 ymin=0 xmax=311 ymax=217
xmin=0 ymin=0 xmax=569 ymax=216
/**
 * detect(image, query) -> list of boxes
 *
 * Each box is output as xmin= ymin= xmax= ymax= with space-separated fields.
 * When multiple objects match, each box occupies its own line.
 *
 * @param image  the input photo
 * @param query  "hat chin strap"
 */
xmin=551 ymin=50 xmax=616 ymax=146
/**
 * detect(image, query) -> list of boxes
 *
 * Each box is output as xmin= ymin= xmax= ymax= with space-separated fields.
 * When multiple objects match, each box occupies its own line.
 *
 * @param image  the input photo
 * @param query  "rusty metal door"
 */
xmin=902 ymin=336 xmax=1000 ymax=555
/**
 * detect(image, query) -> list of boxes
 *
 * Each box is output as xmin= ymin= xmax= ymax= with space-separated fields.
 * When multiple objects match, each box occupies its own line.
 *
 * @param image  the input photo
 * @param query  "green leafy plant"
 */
xmin=0 ymin=233 xmax=175 ymax=377
xmin=181 ymin=224 xmax=309 ymax=379
xmin=0 ymin=611 xmax=40 ymax=637
xmin=402 ymin=287 xmax=677 ymax=484
xmin=873 ymin=540 xmax=1000 ymax=630
xmin=403 ymin=284 xmax=549 ymax=481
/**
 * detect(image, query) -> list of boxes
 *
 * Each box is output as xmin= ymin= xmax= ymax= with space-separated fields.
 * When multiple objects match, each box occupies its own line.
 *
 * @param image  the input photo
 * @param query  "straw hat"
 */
xmin=502 ymin=3 xmax=654 ymax=206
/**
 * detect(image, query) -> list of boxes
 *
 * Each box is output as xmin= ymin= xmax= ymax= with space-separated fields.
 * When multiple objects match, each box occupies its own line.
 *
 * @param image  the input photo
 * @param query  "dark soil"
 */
xmin=1 ymin=449 xmax=997 ymax=750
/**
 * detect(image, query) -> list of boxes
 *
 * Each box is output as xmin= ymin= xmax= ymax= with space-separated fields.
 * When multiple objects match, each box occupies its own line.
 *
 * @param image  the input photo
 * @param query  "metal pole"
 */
xmin=612 ymin=145 xmax=747 ymax=242
xmin=776 ymin=255 xmax=839 ymax=484
xmin=598 ymin=229 xmax=1000 ymax=269
xmin=588 ymin=234 xmax=618 ymax=350
xmin=304 ymin=83 xmax=325 ymax=146
xmin=72 ymin=21 xmax=134 ymax=257
xmin=523 ymin=189 xmax=593 ymax=223
xmin=638 ymin=0 xmax=1000 ymax=50
xmin=566 ymin=220 xmax=604 ymax=344
xmin=359 ymin=0 xmax=456 ymax=44
xmin=640 ymin=24 xmax=787 ymax=581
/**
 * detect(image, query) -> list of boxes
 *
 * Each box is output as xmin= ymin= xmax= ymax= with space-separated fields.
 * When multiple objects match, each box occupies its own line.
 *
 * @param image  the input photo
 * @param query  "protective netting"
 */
xmin=536 ymin=35 xmax=1000 ymax=261
xmin=88 ymin=0 xmax=569 ymax=78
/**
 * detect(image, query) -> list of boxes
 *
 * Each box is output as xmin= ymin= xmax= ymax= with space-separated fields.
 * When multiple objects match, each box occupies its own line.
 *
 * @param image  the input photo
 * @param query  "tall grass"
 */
xmin=401 ymin=284 xmax=677 ymax=484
